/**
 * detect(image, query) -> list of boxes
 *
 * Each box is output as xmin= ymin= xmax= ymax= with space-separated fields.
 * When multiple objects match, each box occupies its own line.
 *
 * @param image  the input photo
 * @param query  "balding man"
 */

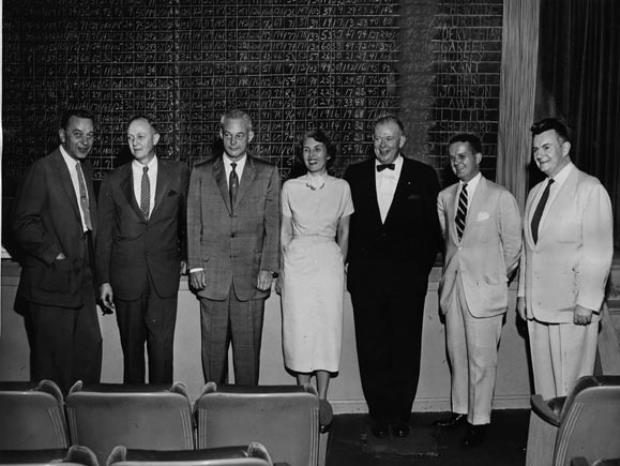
xmin=96 ymin=116 xmax=189 ymax=384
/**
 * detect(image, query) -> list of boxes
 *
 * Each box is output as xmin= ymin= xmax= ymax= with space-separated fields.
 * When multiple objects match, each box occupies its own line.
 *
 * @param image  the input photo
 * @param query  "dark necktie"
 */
xmin=229 ymin=162 xmax=239 ymax=213
xmin=455 ymin=183 xmax=468 ymax=240
xmin=531 ymin=178 xmax=554 ymax=244
xmin=75 ymin=162 xmax=92 ymax=231
xmin=140 ymin=166 xmax=150 ymax=220
xmin=376 ymin=163 xmax=395 ymax=172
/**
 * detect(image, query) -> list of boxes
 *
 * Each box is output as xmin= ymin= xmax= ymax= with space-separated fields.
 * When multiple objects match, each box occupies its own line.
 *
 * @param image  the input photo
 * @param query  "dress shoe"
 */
xmin=461 ymin=424 xmax=488 ymax=449
xmin=391 ymin=422 xmax=410 ymax=438
xmin=319 ymin=399 xmax=333 ymax=433
xmin=433 ymin=413 xmax=468 ymax=428
xmin=370 ymin=422 xmax=390 ymax=439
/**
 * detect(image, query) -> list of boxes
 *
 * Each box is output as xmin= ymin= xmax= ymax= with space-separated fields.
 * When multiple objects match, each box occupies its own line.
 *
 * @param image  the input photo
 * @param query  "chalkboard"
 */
xmin=429 ymin=0 xmax=503 ymax=182
xmin=2 ymin=0 xmax=401 ymax=192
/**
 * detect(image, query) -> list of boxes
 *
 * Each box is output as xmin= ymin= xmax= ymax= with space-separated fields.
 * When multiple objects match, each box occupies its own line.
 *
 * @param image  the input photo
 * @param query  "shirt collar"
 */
xmin=460 ymin=172 xmax=482 ymax=191
xmin=548 ymin=161 xmax=573 ymax=188
xmin=375 ymin=154 xmax=403 ymax=172
xmin=59 ymin=144 xmax=78 ymax=168
xmin=132 ymin=154 xmax=158 ymax=172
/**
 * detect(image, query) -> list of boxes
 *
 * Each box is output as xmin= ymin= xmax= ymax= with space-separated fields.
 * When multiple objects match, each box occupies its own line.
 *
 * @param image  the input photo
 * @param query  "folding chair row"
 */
xmin=0 ymin=380 xmax=324 ymax=466
xmin=0 ymin=444 xmax=274 ymax=466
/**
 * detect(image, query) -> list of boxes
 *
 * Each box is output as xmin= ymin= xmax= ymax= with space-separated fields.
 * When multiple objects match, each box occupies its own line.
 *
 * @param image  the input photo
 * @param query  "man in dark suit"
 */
xmin=13 ymin=108 xmax=102 ymax=393
xmin=187 ymin=109 xmax=280 ymax=386
xmin=96 ymin=116 xmax=189 ymax=384
xmin=344 ymin=115 xmax=441 ymax=438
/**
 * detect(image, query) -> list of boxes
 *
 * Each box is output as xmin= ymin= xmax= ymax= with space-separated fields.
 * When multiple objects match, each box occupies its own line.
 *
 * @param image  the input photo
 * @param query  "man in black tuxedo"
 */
xmin=13 ymin=109 xmax=102 ymax=393
xmin=344 ymin=115 xmax=441 ymax=438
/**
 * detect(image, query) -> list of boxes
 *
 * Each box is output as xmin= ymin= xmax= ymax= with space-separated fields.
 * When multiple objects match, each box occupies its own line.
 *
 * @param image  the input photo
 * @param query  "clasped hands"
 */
xmin=516 ymin=297 xmax=594 ymax=325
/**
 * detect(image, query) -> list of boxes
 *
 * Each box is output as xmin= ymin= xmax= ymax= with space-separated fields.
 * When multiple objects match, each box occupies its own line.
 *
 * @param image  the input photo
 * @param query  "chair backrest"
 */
xmin=0 ymin=380 xmax=69 ymax=450
xmin=195 ymin=383 xmax=319 ymax=466
xmin=106 ymin=443 xmax=272 ymax=466
xmin=0 ymin=445 xmax=99 ymax=466
xmin=65 ymin=382 xmax=194 ymax=466
xmin=554 ymin=376 xmax=620 ymax=466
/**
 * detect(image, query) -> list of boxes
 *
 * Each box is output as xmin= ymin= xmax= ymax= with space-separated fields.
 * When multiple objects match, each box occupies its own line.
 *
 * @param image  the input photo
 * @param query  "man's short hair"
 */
xmin=127 ymin=115 xmax=158 ymax=133
xmin=373 ymin=114 xmax=405 ymax=134
xmin=449 ymin=133 xmax=483 ymax=154
xmin=60 ymin=109 xmax=95 ymax=130
xmin=220 ymin=109 xmax=253 ymax=133
xmin=531 ymin=118 xmax=571 ymax=142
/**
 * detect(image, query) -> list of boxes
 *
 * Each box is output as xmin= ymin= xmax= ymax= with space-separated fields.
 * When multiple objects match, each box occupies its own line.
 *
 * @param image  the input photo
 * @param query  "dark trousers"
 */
xmin=115 ymin=277 xmax=178 ymax=384
xmin=25 ymin=268 xmax=102 ymax=394
xmin=351 ymin=286 xmax=426 ymax=425
xmin=199 ymin=286 xmax=265 ymax=386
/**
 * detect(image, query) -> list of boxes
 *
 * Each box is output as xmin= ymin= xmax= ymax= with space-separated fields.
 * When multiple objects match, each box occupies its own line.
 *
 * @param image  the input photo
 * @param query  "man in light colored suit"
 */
xmin=187 ymin=109 xmax=280 ymax=385
xmin=517 ymin=118 xmax=613 ymax=399
xmin=96 ymin=116 xmax=189 ymax=384
xmin=436 ymin=134 xmax=521 ymax=448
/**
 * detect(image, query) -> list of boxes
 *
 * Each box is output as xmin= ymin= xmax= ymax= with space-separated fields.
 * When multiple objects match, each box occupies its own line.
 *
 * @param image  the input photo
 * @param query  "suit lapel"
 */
xmin=213 ymin=156 xmax=233 ymax=215
xmin=120 ymin=164 xmax=146 ymax=222
xmin=384 ymin=157 xmax=411 ymax=225
xmin=366 ymin=161 xmax=383 ymax=226
xmin=464 ymin=176 xmax=487 ymax=237
xmin=81 ymin=160 xmax=97 ymax=230
xmin=537 ymin=168 xmax=578 ymax=243
xmin=151 ymin=159 xmax=171 ymax=220
xmin=51 ymin=150 xmax=82 ymax=224
xmin=235 ymin=156 xmax=256 ymax=209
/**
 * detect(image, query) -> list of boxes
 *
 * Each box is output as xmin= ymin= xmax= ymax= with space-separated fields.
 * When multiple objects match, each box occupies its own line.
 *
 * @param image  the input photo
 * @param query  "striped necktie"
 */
xmin=455 ymin=183 xmax=468 ymax=240
xmin=229 ymin=162 xmax=239 ymax=213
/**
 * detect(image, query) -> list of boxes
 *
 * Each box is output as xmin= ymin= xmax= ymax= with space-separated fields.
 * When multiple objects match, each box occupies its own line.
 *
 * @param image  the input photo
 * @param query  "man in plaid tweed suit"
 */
xmin=187 ymin=109 xmax=280 ymax=385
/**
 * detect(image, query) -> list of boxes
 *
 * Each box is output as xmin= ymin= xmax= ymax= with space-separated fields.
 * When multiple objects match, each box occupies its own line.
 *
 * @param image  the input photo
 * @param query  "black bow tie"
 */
xmin=376 ymin=163 xmax=395 ymax=172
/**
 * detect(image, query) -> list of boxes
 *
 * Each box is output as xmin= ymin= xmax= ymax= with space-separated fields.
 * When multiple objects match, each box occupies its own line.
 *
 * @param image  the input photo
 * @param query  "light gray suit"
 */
xmin=518 ymin=163 xmax=613 ymax=398
xmin=438 ymin=175 xmax=521 ymax=424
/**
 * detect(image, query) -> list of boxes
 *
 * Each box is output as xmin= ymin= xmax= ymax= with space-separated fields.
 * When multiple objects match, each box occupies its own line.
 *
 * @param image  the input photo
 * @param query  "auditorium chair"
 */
xmin=526 ymin=375 xmax=620 ymax=466
xmin=105 ymin=443 xmax=273 ymax=466
xmin=65 ymin=382 xmax=194 ymax=466
xmin=0 ymin=380 xmax=69 ymax=450
xmin=195 ymin=383 xmax=326 ymax=466
xmin=0 ymin=445 xmax=99 ymax=466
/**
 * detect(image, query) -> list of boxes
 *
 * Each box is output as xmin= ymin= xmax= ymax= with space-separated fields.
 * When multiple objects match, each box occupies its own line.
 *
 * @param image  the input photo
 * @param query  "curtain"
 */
xmin=497 ymin=0 xmax=541 ymax=210
xmin=536 ymin=0 xmax=620 ymax=247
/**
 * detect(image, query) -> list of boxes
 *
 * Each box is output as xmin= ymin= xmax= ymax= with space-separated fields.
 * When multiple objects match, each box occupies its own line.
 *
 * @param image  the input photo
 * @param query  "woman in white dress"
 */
xmin=279 ymin=130 xmax=354 ymax=410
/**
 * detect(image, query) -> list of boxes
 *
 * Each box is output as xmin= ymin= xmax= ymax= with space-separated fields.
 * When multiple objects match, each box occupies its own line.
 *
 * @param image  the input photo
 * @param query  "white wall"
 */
xmin=1 ymin=261 xmax=532 ymax=412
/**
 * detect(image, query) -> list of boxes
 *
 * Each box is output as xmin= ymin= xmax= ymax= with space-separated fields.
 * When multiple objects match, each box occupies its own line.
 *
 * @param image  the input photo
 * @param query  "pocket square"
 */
xmin=476 ymin=211 xmax=490 ymax=221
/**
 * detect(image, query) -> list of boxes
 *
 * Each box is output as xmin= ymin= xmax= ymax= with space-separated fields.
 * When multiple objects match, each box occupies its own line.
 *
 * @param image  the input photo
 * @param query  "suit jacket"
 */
xmin=95 ymin=159 xmax=189 ymax=301
xmin=344 ymin=156 xmax=441 ymax=296
xmin=437 ymin=176 xmax=521 ymax=317
xmin=13 ymin=148 xmax=98 ymax=309
xmin=518 ymin=165 xmax=613 ymax=323
xmin=187 ymin=154 xmax=280 ymax=301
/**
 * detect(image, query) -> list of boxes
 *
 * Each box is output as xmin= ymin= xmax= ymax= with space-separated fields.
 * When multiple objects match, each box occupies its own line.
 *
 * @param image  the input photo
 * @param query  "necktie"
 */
xmin=376 ymin=163 xmax=395 ymax=172
xmin=229 ymin=162 xmax=239 ymax=213
xmin=531 ymin=178 xmax=554 ymax=244
xmin=75 ymin=162 xmax=92 ymax=231
xmin=455 ymin=183 xmax=468 ymax=240
xmin=140 ymin=166 xmax=150 ymax=220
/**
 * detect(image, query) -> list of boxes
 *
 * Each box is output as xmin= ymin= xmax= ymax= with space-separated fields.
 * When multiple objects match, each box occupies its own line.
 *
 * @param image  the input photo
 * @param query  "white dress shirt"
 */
xmin=59 ymin=145 xmax=90 ymax=232
xmin=375 ymin=155 xmax=403 ymax=223
xmin=132 ymin=156 xmax=158 ymax=217
xmin=528 ymin=162 xmax=574 ymax=228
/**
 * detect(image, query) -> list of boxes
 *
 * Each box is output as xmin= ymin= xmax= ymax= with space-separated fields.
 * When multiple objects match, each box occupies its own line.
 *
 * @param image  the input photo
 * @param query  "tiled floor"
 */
xmin=326 ymin=409 xmax=529 ymax=466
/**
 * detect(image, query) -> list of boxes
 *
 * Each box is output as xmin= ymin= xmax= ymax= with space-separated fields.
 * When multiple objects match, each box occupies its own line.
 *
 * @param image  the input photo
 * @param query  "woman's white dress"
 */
xmin=281 ymin=174 xmax=354 ymax=373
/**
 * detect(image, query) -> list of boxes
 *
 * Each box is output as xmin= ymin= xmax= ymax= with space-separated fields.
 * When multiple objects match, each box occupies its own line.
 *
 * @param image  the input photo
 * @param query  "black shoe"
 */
xmin=319 ymin=399 xmax=333 ymax=433
xmin=392 ymin=422 xmax=410 ymax=438
xmin=461 ymin=424 xmax=488 ymax=449
xmin=433 ymin=413 xmax=467 ymax=428
xmin=370 ymin=422 xmax=390 ymax=439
